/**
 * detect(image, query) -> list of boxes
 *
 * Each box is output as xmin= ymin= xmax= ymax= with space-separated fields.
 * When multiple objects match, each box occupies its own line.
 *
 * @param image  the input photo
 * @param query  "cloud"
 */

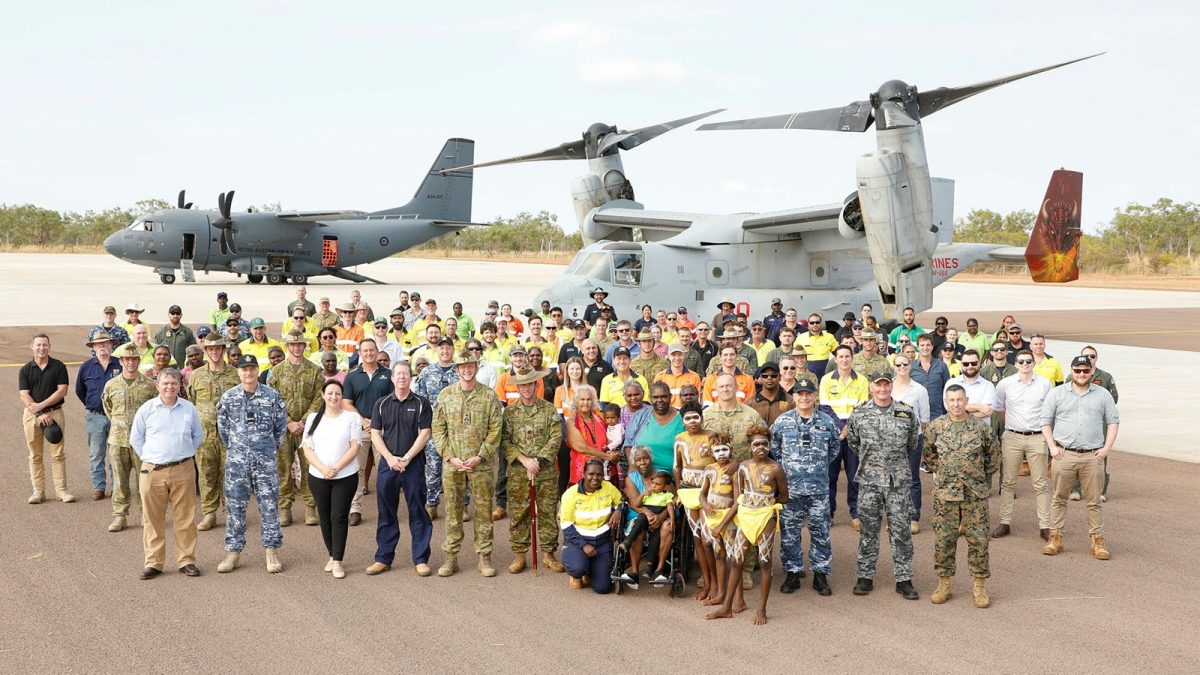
xmin=527 ymin=21 xmax=609 ymax=49
xmin=578 ymin=58 xmax=688 ymax=85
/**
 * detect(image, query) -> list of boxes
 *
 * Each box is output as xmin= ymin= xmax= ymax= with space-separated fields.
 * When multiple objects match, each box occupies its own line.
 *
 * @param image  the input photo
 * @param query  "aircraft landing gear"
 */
xmin=266 ymin=273 xmax=287 ymax=285
xmin=160 ymin=273 xmax=176 ymax=285
xmin=290 ymin=274 xmax=307 ymax=285
xmin=247 ymin=274 xmax=263 ymax=284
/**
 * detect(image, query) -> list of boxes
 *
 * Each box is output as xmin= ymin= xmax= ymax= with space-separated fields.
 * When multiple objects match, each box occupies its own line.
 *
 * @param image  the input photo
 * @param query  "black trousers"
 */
xmin=309 ymin=473 xmax=359 ymax=561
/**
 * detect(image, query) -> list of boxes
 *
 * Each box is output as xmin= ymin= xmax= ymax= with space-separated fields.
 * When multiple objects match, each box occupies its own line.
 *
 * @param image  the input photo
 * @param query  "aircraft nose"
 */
xmin=103 ymin=232 xmax=120 ymax=257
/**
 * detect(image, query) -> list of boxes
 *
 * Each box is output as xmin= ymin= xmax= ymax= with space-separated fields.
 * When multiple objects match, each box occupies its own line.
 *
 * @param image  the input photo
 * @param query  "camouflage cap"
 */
xmin=870 ymin=369 xmax=895 ymax=383
xmin=113 ymin=343 xmax=142 ymax=359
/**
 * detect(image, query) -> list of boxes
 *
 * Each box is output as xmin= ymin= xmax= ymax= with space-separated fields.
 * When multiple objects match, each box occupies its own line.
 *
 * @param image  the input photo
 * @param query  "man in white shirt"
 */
xmin=943 ymin=349 xmax=996 ymax=420
xmin=990 ymin=350 xmax=1053 ymax=541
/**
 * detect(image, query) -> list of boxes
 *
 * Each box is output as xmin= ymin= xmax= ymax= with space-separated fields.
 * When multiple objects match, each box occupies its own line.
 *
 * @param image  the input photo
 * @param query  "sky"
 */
xmin=2 ymin=1 xmax=1196 ymax=235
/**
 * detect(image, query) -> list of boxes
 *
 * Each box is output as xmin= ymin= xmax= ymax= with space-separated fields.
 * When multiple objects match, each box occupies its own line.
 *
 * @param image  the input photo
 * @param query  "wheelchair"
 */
xmin=609 ymin=503 xmax=693 ymax=597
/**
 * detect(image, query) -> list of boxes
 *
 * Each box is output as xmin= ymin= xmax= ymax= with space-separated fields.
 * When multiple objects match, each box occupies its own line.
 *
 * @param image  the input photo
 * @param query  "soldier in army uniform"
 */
xmin=770 ymin=376 xmax=839 ymax=596
xmin=270 ymin=331 xmax=326 ymax=527
xmin=215 ymin=354 xmax=289 ymax=574
xmin=431 ymin=351 xmax=503 ymax=578
xmin=101 ymin=343 xmax=158 ymax=532
xmin=413 ymin=336 xmax=459 ymax=520
xmin=187 ymin=334 xmax=240 ymax=531
xmin=924 ymin=384 xmax=1000 ymax=608
xmin=847 ymin=370 xmax=921 ymax=600
xmin=705 ymin=326 xmax=753 ymax=376
xmin=851 ymin=332 xmax=888 ymax=375
xmin=500 ymin=368 xmax=566 ymax=574
xmin=632 ymin=330 xmax=668 ymax=384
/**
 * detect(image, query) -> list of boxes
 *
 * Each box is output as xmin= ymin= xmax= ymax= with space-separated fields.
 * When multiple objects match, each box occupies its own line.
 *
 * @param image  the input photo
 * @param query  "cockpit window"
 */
xmin=565 ymin=252 xmax=610 ymax=282
xmin=612 ymin=252 xmax=642 ymax=287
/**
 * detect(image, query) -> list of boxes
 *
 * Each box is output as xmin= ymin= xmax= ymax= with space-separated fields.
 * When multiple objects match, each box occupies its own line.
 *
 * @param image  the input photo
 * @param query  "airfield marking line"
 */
xmin=0 ymin=361 xmax=84 ymax=368
xmin=1051 ymin=329 xmax=1200 ymax=337
xmin=1029 ymin=596 xmax=1109 ymax=601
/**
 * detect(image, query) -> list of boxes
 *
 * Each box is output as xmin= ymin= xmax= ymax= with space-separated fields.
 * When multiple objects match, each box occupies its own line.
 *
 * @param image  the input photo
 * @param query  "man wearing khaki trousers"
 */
xmin=19 ymin=333 xmax=73 ymax=504
xmin=130 ymin=368 xmax=205 ymax=580
xmin=990 ymin=351 xmax=1054 ymax=542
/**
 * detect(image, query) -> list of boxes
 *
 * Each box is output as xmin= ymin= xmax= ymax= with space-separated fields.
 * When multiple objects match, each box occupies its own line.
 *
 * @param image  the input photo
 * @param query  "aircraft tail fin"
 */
xmin=373 ymin=138 xmax=474 ymax=221
xmin=1024 ymin=168 xmax=1082 ymax=282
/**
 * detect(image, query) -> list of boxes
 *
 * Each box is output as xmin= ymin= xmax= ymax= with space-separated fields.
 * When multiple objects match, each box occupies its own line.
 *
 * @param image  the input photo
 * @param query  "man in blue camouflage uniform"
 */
xmin=770 ymin=375 xmax=839 ymax=596
xmin=215 ymin=354 xmax=288 ymax=574
xmin=847 ymin=369 xmax=921 ymax=600
xmin=413 ymin=336 xmax=458 ymax=521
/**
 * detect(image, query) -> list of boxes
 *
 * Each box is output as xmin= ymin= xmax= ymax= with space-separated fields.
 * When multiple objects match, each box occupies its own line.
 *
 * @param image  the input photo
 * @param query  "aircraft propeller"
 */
xmin=697 ymin=53 xmax=1103 ymax=133
xmin=177 ymin=190 xmax=193 ymax=210
xmin=441 ymin=109 xmax=726 ymax=172
xmin=212 ymin=190 xmax=237 ymax=255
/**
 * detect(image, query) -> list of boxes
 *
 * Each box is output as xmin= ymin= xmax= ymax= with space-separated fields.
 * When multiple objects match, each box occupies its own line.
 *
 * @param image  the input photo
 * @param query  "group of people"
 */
xmin=18 ymin=286 xmax=1119 ymax=624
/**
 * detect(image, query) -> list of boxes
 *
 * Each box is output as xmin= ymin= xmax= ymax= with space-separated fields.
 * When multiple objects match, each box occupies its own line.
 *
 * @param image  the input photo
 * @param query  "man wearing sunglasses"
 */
xmin=686 ymin=322 xmax=717 ymax=374
xmin=1003 ymin=325 xmax=1029 ymax=364
xmin=991 ymin=350 xmax=1053 ymax=541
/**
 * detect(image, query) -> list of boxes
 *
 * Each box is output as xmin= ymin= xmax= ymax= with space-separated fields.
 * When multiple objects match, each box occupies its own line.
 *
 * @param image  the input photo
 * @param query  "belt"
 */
xmin=87 ymin=408 xmax=105 ymax=415
xmin=41 ymin=405 xmax=62 ymax=413
xmin=148 ymin=458 xmax=192 ymax=471
xmin=1064 ymin=448 xmax=1098 ymax=453
xmin=1006 ymin=429 xmax=1039 ymax=435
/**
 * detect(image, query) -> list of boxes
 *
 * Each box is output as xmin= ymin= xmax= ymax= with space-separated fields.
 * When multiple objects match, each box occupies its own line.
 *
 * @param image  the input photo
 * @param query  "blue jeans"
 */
xmin=84 ymin=411 xmax=111 ymax=492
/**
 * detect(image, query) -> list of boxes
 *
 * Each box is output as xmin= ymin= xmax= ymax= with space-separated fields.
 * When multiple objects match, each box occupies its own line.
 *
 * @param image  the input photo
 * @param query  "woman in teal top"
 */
xmin=631 ymin=382 xmax=685 ymax=473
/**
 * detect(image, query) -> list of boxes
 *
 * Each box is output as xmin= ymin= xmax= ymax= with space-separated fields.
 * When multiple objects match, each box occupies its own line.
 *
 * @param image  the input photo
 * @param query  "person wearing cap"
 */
xmin=762 ymin=298 xmax=787 ymax=343
xmin=704 ymin=326 xmax=753 ymax=377
xmin=887 ymin=306 xmax=926 ymax=352
xmin=796 ymin=313 xmax=837 ymax=379
xmin=130 ymin=368 xmax=205 ymax=580
xmin=670 ymin=306 xmax=693 ymax=331
xmin=286 ymin=285 xmax=316 ymax=319
xmin=410 ymin=298 xmax=444 ymax=341
xmin=747 ymin=320 xmax=776 ymax=367
xmin=749 ymin=363 xmax=792 ymax=426
xmin=937 ymin=341 xmax=962 ymax=378
xmin=1003 ymin=323 xmax=1029 ymax=364
xmin=312 ymin=297 xmax=337 ymax=331
xmin=239 ymin=318 xmax=283 ymax=373
xmin=385 ymin=308 xmax=410 ymax=349
xmin=710 ymin=298 xmax=737 ymax=334
xmin=655 ymin=343 xmax=702 ymax=408
xmin=770 ymin=375 xmax=839 ymax=596
xmin=270 ymin=331 xmax=326 ymax=527
xmin=19 ymin=333 xmax=73 ymax=505
xmin=122 ymin=302 xmax=152 ymax=338
xmin=210 ymin=292 xmax=232 ymax=331
xmin=370 ymin=316 xmax=402 ymax=365
xmin=92 ymin=306 xmax=130 ymax=349
xmin=494 ymin=345 xmax=546 ymax=406
xmin=498 ymin=367 xmax=566 ymax=574
xmin=835 ymin=312 xmax=858 ymax=343
xmin=215 ymin=354 xmax=289 ymax=574
xmin=631 ymin=329 xmax=668 ymax=383
xmin=151 ymin=305 xmax=195 ymax=368
xmin=432 ymin=350 xmax=503 ymax=577
xmin=342 ymin=338 xmax=395 ymax=525
xmin=414 ymin=336 xmax=461 ymax=520
xmin=846 ymin=369 xmax=921 ymax=599
xmin=556 ymin=320 xmax=587 ymax=364
xmin=598 ymin=347 xmax=648 ymax=408
xmin=702 ymin=346 xmax=756 ymax=406
xmin=101 ymin=342 xmax=158 ymax=531
xmin=923 ymin=383 xmax=1000 ymax=608
xmin=187 ymin=334 xmax=241 ymax=531
xmin=852 ymin=331 xmax=889 ymax=375
xmin=76 ymin=330 xmax=123 ymax=501
xmin=223 ymin=317 xmax=246 ymax=345
xmin=582 ymin=287 xmax=615 ymax=327
xmin=820 ymin=345 xmax=870 ymax=529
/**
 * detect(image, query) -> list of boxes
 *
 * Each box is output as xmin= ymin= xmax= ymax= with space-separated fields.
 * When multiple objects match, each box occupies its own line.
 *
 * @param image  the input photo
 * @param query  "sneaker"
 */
xmin=1069 ymin=490 xmax=1081 ymax=501
xmin=28 ymin=491 xmax=44 ymax=505
xmin=651 ymin=573 xmax=670 ymax=586
xmin=612 ymin=568 xmax=635 ymax=584
xmin=60 ymin=493 xmax=77 ymax=503
xmin=1101 ymin=494 xmax=1107 ymax=503
xmin=415 ymin=563 xmax=432 ymax=577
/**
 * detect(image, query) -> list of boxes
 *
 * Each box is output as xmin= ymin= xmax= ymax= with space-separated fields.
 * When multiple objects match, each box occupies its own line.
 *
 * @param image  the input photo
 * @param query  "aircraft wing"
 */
xmin=591 ymin=209 xmax=692 ymax=234
xmin=276 ymin=211 xmax=367 ymax=222
xmin=984 ymin=246 xmax=1027 ymax=262
xmin=430 ymin=220 xmax=492 ymax=228
xmin=740 ymin=204 xmax=842 ymax=235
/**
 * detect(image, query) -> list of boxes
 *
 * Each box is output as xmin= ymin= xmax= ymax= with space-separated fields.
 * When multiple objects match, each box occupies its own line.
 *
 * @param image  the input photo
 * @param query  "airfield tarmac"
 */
xmin=2 ymin=254 xmax=1198 ymax=673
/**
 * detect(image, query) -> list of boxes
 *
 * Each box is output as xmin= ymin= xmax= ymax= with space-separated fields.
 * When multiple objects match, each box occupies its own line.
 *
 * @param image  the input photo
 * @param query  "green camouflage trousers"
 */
xmin=443 ymin=462 xmax=494 ymax=555
xmin=276 ymin=432 xmax=315 ymax=509
xmin=196 ymin=433 xmax=226 ymax=514
xmin=507 ymin=464 xmax=559 ymax=553
xmin=933 ymin=497 xmax=990 ymax=578
xmin=107 ymin=444 xmax=141 ymax=517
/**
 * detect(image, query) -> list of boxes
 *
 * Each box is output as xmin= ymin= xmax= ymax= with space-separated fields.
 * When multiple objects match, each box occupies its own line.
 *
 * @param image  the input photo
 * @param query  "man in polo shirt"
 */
xmin=557 ymin=320 xmax=588 ymax=364
xmin=76 ymin=330 xmax=122 ymax=500
xmin=1003 ymin=324 xmax=1029 ymax=364
xmin=210 ymin=291 xmax=232 ymax=330
xmin=1040 ymin=355 xmax=1119 ymax=560
xmin=820 ymin=345 xmax=870 ymax=528
xmin=130 ymin=368 xmax=204 ymax=579
xmin=686 ymin=322 xmax=717 ymax=374
xmin=92 ymin=306 xmax=129 ymax=348
xmin=240 ymin=318 xmax=283 ymax=371
xmin=342 ymin=338 xmax=394 ymax=526
xmin=911 ymin=334 xmax=950 ymax=420
xmin=286 ymin=285 xmax=316 ymax=318
xmin=749 ymin=363 xmax=792 ymax=426
xmin=655 ymin=343 xmax=702 ymax=408
xmin=19 ymin=333 xmax=73 ymax=504
xmin=155 ymin=305 xmax=197 ymax=368
xmin=991 ymin=350 xmax=1053 ymax=540
xmin=366 ymin=363 xmax=434 ymax=577
xmin=798 ymin=314 xmax=838 ymax=379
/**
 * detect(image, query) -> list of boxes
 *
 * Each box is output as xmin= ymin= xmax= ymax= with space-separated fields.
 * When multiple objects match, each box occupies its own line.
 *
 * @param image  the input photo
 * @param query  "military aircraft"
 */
xmin=104 ymin=138 xmax=478 ymax=285
xmin=446 ymin=55 xmax=1098 ymax=323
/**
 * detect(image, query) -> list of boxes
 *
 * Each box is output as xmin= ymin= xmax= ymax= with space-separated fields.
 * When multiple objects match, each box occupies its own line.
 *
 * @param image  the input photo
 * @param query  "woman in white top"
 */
xmin=301 ymin=380 xmax=362 ymax=578
xmin=890 ymin=354 xmax=931 ymax=534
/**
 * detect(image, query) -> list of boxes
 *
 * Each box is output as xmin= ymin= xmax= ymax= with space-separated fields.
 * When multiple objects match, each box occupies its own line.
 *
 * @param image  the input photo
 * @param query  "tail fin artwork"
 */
xmin=373 ymin=138 xmax=474 ymax=221
xmin=1024 ymin=169 xmax=1082 ymax=282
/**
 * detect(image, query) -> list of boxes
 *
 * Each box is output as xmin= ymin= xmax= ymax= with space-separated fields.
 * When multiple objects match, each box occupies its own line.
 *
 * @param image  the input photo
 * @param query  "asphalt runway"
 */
xmin=4 ymin=254 xmax=1199 ymax=672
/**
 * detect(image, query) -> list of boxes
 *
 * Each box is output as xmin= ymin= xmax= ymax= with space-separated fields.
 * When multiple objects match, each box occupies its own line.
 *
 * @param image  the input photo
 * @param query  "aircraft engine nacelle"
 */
xmin=855 ymin=149 xmax=938 ymax=316
xmin=838 ymin=192 xmax=866 ymax=240
xmin=573 ymin=175 xmax=619 ymax=245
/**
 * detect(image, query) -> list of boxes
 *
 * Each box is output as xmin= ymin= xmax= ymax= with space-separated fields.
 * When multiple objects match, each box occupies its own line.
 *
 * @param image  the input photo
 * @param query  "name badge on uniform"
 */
xmin=893 ymin=410 xmax=911 ymax=419
xmin=246 ymin=410 xmax=257 ymax=424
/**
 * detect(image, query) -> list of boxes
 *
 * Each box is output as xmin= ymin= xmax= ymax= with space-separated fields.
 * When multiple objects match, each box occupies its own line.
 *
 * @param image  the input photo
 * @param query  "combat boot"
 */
xmin=438 ymin=554 xmax=459 ymax=577
xmin=279 ymin=507 xmax=292 ymax=527
xmin=780 ymin=571 xmax=802 ymax=594
xmin=107 ymin=516 xmax=127 ymax=533
xmin=1090 ymin=533 xmax=1110 ymax=560
xmin=265 ymin=548 xmax=283 ymax=573
xmin=542 ymin=551 xmax=565 ymax=573
xmin=812 ymin=572 xmax=832 ymax=596
xmin=896 ymin=580 xmax=919 ymax=600
xmin=217 ymin=552 xmax=241 ymax=573
xmin=508 ymin=555 xmax=526 ymax=574
xmin=491 ymin=506 xmax=507 ymax=521
xmin=478 ymin=553 xmax=497 ymax=577
xmin=426 ymin=504 xmax=439 ymax=521
xmin=197 ymin=513 xmax=217 ymax=531
xmin=973 ymin=577 xmax=991 ymax=608
xmin=852 ymin=577 xmax=873 ymax=595
xmin=304 ymin=506 xmax=319 ymax=526
xmin=931 ymin=576 xmax=954 ymax=604
xmin=1041 ymin=529 xmax=1063 ymax=555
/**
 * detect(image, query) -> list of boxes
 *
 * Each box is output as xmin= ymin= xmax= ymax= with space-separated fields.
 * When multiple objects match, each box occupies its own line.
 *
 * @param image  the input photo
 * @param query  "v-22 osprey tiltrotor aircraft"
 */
xmin=445 ymin=54 xmax=1098 ymax=322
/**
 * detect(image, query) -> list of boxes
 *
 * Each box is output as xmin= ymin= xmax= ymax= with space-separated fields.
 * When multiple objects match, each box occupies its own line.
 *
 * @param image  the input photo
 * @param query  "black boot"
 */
xmin=896 ymin=580 xmax=919 ymax=600
xmin=812 ymin=572 xmax=832 ymax=596
xmin=780 ymin=571 xmax=802 ymax=594
xmin=852 ymin=577 xmax=873 ymax=595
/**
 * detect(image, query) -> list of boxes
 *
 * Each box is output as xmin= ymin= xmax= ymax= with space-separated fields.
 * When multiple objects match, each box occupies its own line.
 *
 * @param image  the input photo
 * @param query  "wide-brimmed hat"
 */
xmin=717 ymin=297 xmax=734 ymax=309
xmin=113 ymin=343 xmax=142 ymax=359
xmin=590 ymin=287 xmax=608 ymax=298
xmin=282 ymin=331 xmax=309 ymax=345
xmin=336 ymin=302 xmax=357 ymax=313
xmin=125 ymin=302 xmax=145 ymax=313
xmin=510 ymin=368 xmax=548 ymax=385
xmin=201 ymin=334 xmax=229 ymax=348
xmin=453 ymin=351 xmax=480 ymax=365
xmin=635 ymin=329 xmax=655 ymax=342
xmin=86 ymin=330 xmax=116 ymax=347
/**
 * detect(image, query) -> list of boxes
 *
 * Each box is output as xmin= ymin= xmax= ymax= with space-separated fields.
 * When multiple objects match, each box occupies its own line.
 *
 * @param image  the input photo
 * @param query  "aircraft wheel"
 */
xmin=290 ymin=274 xmax=307 ymax=285
xmin=160 ymin=274 xmax=175 ymax=285
xmin=266 ymin=273 xmax=286 ymax=285
xmin=247 ymin=274 xmax=263 ymax=284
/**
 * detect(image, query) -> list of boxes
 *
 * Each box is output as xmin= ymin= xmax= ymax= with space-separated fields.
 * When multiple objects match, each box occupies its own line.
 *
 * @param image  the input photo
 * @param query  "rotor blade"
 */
xmin=597 ymin=109 xmax=727 ymax=155
xmin=441 ymin=140 xmax=586 ymax=173
xmin=223 ymin=227 xmax=238 ymax=255
xmin=178 ymin=190 xmax=187 ymax=209
xmin=917 ymin=53 xmax=1104 ymax=118
xmin=698 ymin=101 xmax=873 ymax=133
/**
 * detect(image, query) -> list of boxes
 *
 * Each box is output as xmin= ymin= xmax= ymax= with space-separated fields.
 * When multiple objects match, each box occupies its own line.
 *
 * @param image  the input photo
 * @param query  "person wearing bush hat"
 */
xmin=78 ymin=330 xmax=123 ymax=501
xmin=123 ymin=302 xmax=152 ymax=337
xmin=582 ymin=287 xmax=615 ymax=327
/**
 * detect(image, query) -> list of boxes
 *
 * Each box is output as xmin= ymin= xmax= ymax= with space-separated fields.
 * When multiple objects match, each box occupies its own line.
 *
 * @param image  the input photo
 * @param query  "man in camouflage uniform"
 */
xmin=269 ymin=331 xmax=325 ymax=527
xmin=705 ymin=326 xmax=753 ymax=376
xmin=413 ymin=336 xmax=459 ymax=520
xmin=431 ymin=351 xmax=503 ymax=578
xmin=100 ymin=343 xmax=157 ymax=532
xmin=632 ymin=330 xmax=668 ymax=383
xmin=770 ymin=375 xmax=839 ymax=596
xmin=215 ymin=354 xmax=289 ymax=574
xmin=924 ymin=384 xmax=1000 ymax=608
xmin=312 ymin=297 xmax=338 ymax=331
xmin=500 ymin=368 xmax=565 ymax=575
xmin=851 ymin=332 xmax=888 ymax=374
xmin=187 ymin=334 xmax=240 ymax=531
xmin=847 ymin=369 xmax=921 ymax=600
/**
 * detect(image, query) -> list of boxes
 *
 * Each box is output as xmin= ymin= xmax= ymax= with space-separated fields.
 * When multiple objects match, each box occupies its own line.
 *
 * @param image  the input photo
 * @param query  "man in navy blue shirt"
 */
xmin=76 ymin=330 xmax=123 ymax=500
xmin=342 ymin=338 xmax=394 ymax=526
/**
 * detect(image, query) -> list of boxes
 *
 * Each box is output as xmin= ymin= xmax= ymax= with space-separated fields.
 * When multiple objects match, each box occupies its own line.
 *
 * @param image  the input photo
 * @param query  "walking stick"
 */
xmin=530 ymin=477 xmax=539 ymax=576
